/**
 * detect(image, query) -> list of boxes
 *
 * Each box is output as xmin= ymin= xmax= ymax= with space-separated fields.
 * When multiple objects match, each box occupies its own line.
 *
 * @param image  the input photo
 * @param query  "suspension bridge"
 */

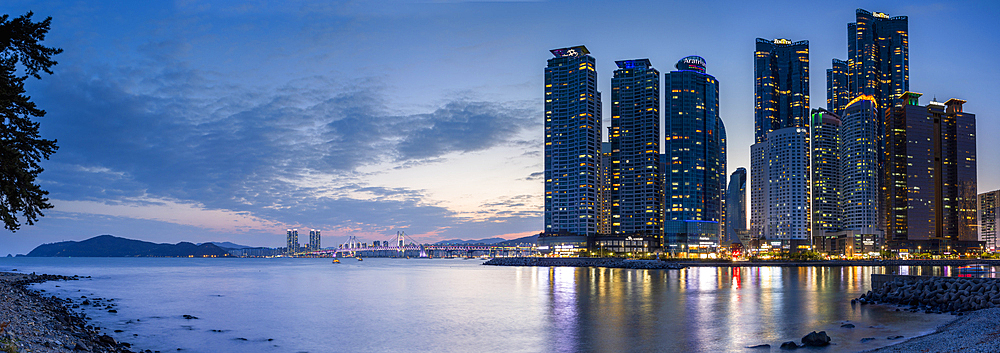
xmin=309 ymin=231 xmax=537 ymax=258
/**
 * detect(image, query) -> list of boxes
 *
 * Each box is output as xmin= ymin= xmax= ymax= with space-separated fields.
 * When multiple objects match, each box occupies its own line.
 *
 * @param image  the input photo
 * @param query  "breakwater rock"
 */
xmin=1 ymin=272 xmax=135 ymax=352
xmin=482 ymin=257 xmax=685 ymax=269
xmin=858 ymin=275 xmax=1000 ymax=314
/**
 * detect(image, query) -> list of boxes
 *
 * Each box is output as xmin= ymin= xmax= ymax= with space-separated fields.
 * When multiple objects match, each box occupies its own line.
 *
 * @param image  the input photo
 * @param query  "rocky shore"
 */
xmin=861 ymin=307 xmax=1000 ymax=352
xmin=0 ymin=272 xmax=135 ymax=353
xmin=857 ymin=275 xmax=1000 ymax=313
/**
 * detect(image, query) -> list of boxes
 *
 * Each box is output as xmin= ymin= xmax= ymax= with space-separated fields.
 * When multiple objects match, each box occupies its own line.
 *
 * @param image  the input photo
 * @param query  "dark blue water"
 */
xmin=0 ymin=258 xmax=956 ymax=352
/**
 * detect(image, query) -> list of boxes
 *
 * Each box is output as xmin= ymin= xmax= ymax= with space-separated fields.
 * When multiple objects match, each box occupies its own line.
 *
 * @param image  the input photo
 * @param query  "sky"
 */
xmin=1 ymin=0 xmax=998 ymax=255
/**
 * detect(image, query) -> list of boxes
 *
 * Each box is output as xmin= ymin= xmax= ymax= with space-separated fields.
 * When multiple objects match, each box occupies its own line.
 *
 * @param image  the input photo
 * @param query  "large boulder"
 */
xmin=801 ymin=331 xmax=831 ymax=346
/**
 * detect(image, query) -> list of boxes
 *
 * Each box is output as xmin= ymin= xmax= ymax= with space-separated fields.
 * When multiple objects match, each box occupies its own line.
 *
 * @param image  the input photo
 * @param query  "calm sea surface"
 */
xmin=0 ymin=258 xmax=963 ymax=353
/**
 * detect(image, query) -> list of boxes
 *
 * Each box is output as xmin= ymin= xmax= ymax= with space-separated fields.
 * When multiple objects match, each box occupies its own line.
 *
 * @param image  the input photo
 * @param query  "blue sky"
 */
xmin=1 ymin=0 xmax=998 ymax=254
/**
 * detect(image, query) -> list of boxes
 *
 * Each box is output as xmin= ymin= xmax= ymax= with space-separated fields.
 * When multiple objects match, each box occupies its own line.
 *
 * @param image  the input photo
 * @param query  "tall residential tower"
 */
xmin=609 ymin=59 xmax=662 ymax=238
xmin=541 ymin=46 xmax=602 ymax=255
xmin=751 ymin=38 xmax=811 ymax=249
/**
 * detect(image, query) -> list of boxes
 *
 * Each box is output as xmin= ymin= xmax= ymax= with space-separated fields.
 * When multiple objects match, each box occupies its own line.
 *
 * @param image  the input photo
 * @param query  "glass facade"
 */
xmin=664 ymin=56 xmax=726 ymax=252
xmin=544 ymin=46 xmax=602 ymax=237
xmin=754 ymin=38 xmax=810 ymax=144
xmin=826 ymin=59 xmax=850 ymax=115
xmin=751 ymin=39 xmax=810 ymax=245
xmin=725 ymin=168 xmax=747 ymax=244
xmin=848 ymin=9 xmax=908 ymax=112
xmin=609 ymin=59 xmax=662 ymax=238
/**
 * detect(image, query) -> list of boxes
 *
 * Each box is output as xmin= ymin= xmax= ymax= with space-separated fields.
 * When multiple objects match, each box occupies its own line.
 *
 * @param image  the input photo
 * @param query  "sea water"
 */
xmin=0 ymin=258 xmax=958 ymax=352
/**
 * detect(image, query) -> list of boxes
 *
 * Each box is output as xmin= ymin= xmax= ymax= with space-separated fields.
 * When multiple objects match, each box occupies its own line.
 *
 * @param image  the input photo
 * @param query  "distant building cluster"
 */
xmin=540 ymin=8 xmax=983 ymax=258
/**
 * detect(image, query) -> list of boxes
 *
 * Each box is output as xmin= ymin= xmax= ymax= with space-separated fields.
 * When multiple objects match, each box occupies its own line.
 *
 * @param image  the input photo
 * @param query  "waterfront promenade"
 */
xmin=484 ymin=257 xmax=1000 ymax=269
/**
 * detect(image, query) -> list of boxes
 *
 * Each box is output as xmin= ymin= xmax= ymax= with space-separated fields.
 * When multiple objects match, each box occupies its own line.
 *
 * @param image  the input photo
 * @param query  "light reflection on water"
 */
xmin=1 ymin=258 xmax=958 ymax=353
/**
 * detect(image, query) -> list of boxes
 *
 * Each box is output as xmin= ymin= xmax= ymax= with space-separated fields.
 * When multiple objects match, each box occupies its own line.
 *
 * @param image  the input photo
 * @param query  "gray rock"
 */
xmin=780 ymin=341 xmax=799 ymax=349
xmin=801 ymin=331 xmax=831 ymax=346
xmin=746 ymin=344 xmax=771 ymax=349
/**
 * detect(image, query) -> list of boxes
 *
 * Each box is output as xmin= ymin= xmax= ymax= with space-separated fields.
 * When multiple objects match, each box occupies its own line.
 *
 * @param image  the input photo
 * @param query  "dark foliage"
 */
xmin=0 ymin=12 xmax=61 ymax=231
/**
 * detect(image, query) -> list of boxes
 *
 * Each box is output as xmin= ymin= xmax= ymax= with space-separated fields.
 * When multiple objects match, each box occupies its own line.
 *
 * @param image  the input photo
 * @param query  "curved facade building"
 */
xmin=663 ymin=56 xmax=727 ymax=254
xmin=840 ymin=95 xmax=880 ymax=231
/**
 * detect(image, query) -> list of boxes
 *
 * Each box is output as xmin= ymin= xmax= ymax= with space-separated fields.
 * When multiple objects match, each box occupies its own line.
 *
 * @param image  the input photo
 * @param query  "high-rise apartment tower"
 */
xmin=543 ymin=46 xmax=602 ymax=238
xmin=609 ymin=59 xmax=662 ymax=237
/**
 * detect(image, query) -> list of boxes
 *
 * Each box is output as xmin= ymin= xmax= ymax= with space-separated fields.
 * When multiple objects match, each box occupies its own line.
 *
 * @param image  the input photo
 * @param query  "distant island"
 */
xmin=26 ymin=235 xmax=231 ymax=257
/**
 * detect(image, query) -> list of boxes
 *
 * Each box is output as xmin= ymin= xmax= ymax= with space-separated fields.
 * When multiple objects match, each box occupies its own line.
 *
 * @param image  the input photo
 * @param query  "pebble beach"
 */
xmin=0 ymin=272 xmax=133 ymax=353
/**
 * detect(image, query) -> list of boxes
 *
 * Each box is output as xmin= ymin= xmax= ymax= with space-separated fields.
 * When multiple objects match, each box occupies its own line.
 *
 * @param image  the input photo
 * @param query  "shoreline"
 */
xmin=0 ymin=271 xmax=134 ymax=353
xmin=483 ymin=257 xmax=1000 ymax=269
xmin=860 ymin=307 xmax=1000 ymax=352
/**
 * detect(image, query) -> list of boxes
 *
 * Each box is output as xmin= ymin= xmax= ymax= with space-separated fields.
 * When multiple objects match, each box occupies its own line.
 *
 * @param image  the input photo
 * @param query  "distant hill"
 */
xmin=496 ymin=234 xmax=538 ymax=246
xmin=199 ymin=241 xmax=252 ymax=249
xmin=27 ymin=235 xmax=231 ymax=257
xmin=434 ymin=238 xmax=506 ymax=245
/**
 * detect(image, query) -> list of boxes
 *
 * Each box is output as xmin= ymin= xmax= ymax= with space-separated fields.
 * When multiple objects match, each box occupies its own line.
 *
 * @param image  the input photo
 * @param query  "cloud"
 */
xmin=31 ymin=65 xmax=541 ymax=239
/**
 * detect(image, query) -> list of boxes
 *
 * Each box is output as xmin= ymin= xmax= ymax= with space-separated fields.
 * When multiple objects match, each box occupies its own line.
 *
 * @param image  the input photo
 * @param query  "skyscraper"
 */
xmin=598 ymin=141 xmax=613 ymax=235
xmin=751 ymin=38 xmax=810 ymax=250
xmin=754 ymin=38 xmax=809 ymax=144
xmin=309 ymin=229 xmax=321 ymax=251
xmin=980 ymin=190 xmax=1000 ymax=251
xmin=286 ymin=229 xmax=299 ymax=255
xmin=725 ymin=168 xmax=747 ymax=245
xmin=663 ymin=56 xmax=727 ymax=256
xmin=848 ymin=9 xmax=908 ymax=112
xmin=811 ymin=108 xmax=842 ymax=235
xmin=609 ymin=59 xmax=661 ymax=238
xmin=826 ymin=59 xmax=850 ymax=115
xmin=541 ymin=46 xmax=601 ymax=255
xmin=882 ymin=92 xmax=977 ymax=253
xmin=839 ymin=96 xmax=880 ymax=231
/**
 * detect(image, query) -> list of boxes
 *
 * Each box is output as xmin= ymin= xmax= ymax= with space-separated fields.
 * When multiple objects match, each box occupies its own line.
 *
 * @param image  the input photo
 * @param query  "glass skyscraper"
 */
xmin=826 ymin=59 xmax=849 ymax=115
xmin=543 ymin=46 xmax=602 ymax=240
xmin=609 ymin=59 xmax=661 ymax=237
xmin=753 ymin=38 xmax=809 ymax=144
xmin=751 ymin=39 xmax=810 ymax=248
xmin=725 ymin=168 xmax=747 ymax=245
xmin=663 ymin=56 xmax=726 ymax=255
xmin=848 ymin=9 xmax=908 ymax=112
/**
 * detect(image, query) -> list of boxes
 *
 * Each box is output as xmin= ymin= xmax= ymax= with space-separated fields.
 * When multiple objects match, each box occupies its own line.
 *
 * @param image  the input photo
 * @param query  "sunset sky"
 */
xmin=1 ymin=0 xmax=998 ymax=254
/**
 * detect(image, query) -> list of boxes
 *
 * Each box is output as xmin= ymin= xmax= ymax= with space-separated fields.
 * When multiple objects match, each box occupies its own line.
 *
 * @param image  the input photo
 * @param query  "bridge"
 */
xmin=308 ymin=231 xmax=537 ymax=258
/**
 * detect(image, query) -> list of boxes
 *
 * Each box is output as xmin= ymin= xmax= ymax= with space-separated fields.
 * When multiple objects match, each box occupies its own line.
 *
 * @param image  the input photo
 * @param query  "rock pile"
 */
xmin=857 ymin=276 xmax=1000 ymax=313
xmin=482 ymin=257 xmax=685 ymax=269
xmin=0 ymin=272 xmax=135 ymax=352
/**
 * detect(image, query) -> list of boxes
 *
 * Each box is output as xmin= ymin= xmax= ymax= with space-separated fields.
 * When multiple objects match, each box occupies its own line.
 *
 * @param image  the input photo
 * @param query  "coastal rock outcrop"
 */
xmin=858 ymin=276 xmax=1000 ymax=313
xmin=801 ymin=331 xmax=831 ymax=346
xmin=0 ymin=272 xmax=135 ymax=352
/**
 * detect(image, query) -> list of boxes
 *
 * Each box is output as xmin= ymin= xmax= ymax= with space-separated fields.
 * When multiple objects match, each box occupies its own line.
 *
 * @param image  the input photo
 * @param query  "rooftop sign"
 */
xmin=675 ymin=56 xmax=706 ymax=72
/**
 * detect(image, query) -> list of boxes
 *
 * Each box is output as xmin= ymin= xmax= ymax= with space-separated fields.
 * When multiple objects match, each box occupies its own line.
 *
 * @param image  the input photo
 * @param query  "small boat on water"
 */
xmin=357 ymin=257 xmax=363 ymax=261
xmin=332 ymin=259 xmax=340 ymax=263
